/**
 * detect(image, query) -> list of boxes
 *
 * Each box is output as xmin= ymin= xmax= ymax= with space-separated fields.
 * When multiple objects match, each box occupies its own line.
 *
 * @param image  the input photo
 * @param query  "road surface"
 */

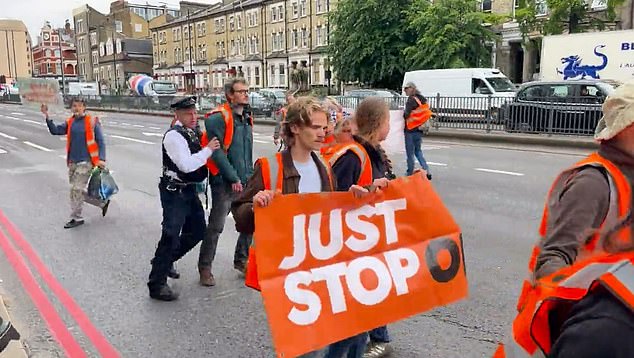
xmin=0 ymin=102 xmax=591 ymax=357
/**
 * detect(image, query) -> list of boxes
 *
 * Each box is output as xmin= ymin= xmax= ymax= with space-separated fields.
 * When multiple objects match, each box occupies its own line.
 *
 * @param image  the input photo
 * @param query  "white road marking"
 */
xmin=0 ymin=148 xmax=6 ymax=154
xmin=110 ymin=135 xmax=154 ymax=144
xmin=0 ymin=132 xmax=17 ymax=140
xmin=23 ymin=119 xmax=45 ymax=126
xmin=110 ymin=121 xmax=119 ymax=124
xmin=23 ymin=141 xmax=53 ymax=152
xmin=149 ymin=126 xmax=161 ymax=130
xmin=428 ymin=162 xmax=448 ymax=167
xmin=142 ymin=132 xmax=163 ymax=137
xmin=254 ymin=139 xmax=268 ymax=144
xmin=132 ymin=124 xmax=144 ymax=128
xmin=11 ymin=112 xmax=24 ymax=116
xmin=253 ymin=132 xmax=261 ymax=136
xmin=5 ymin=116 xmax=21 ymax=120
xmin=474 ymin=168 xmax=524 ymax=176
xmin=120 ymin=123 xmax=132 ymax=126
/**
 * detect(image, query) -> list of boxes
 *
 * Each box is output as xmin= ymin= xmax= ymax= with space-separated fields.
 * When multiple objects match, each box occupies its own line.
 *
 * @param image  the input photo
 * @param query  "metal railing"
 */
xmin=1 ymin=93 xmax=604 ymax=136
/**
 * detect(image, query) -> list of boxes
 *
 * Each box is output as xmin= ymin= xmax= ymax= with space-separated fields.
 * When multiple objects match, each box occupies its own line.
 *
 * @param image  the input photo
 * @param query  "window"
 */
xmin=518 ymin=85 xmax=547 ymax=101
xmin=292 ymin=2 xmax=299 ymax=18
xmin=115 ymin=39 xmax=122 ymax=54
xmin=248 ymin=11 xmax=258 ymax=27
xmin=46 ymin=63 xmax=52 ymax=73
xmin=300 ymin=0 xmax=307 ymax=17
xmin=231 ymin=39 xmax=236 ymax=56
xmin=46 ymin=49 xmax=52 ymax=57
xmin=313 ymin=59 xmax=320 ymax=83
xmin=548 ymin=84 xmax=573 ymax=98
xmin=471 ymin=79 xmax=490 ymax=94
xmin=292 ymin=29 xmax=298 ymax=48
xmin=76 ymin=19 xmax=85 ymax=33
xmin=301 ymin=28 xmax=308 ymax=48
xmin=92 ymin=51 xmax=98 ymax=65
xmin=135 ymin=23 xmax=143 ymax=33
xmin=237 ymin=14 xmax=242 ymax=30
xmin=272 ymin=6 xmax=278 ymax=21
xmin=481 ymin=0 xmax=492 ymax=11
xmin=115 ymin=20 xmax=123 ymax=33
xmin=316 ymin=25 xmax=323 ymax=46
xmin=270 ymin=64 xmax=275 ymax=85
xmin=90 ymin=32 xmax=97 ymax=46
xmin=316 ymin=0 xmax=325 ymax=13
xmin=536 ymin=0 xmax=548 ymax=15
xmin=198 ymin=22 xmax=206 ymax=37
xmin=279 ymin=5 xmax=284 ymax=20
xmin=279 ymin=64 xmax=286 ymax=85
xmin=230 ymin=16 xmax=235 ymax=31
xmin=246 ymin=67 xmax=251 ymax=83
xmin=255 ymin=66 xmax=260 ymax=86
xmin=152 ymin=33 xmax=157 ymax=45
xmin=183 ymin=25 xmax=189 ymax=40
xmin=201 ymin=44 xmax=207 ymax=60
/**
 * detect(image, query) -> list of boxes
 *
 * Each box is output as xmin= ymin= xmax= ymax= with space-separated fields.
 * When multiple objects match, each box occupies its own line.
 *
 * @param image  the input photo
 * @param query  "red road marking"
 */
xmin=0 ymin=210 xmax=120 ymax=357
xmin=0 ymin=225 xmax=86 ymax=357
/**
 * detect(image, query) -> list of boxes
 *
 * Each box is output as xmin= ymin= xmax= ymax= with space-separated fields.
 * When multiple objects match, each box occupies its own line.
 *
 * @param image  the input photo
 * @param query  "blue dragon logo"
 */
xmin=557 ymin=45 xmax=608 ymax=80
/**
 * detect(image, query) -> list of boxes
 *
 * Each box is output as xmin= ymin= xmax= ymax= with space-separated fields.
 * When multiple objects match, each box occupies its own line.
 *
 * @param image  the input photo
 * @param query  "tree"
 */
xmin=404 ymin=0 xmax=505 ymax=70
xmin=328 ymin=0 xmax=415 ymax=89
xmin=515 ymin=0 xmax=625 ymax=37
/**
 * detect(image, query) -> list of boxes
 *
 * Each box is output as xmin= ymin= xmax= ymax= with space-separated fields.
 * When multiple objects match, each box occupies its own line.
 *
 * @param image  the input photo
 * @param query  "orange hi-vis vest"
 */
xmin=245 ymin=152 xmax=334 ymax=291
xmin=406 ymin=97 xmax=433 ymax=130
xmin=200 ymin=103 xmax=253 ymax=176
xmin=66 ymin=115 xmax=100 ymax=167
xmin=321 ymin=141 xmax=373 ymax=186
xmin=493 ymin=153 xmax=633 ymax=358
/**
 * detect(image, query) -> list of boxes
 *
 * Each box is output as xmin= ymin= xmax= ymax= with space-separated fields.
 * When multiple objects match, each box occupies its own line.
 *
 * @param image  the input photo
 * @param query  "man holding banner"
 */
xmin=234 ymin=96 xmax=468 ymax=358
xmin=233 ymin=97 xmax=372 ymax=357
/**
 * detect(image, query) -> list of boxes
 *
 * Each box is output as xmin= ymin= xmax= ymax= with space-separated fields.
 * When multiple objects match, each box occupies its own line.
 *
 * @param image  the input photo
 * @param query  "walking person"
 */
xmin=273 ymin=91 xmax=297 ymax=150
xmin=494 ymin=82 xmax=634 ymax=357
xmin=326 ymin=97 xmax=396 ymax=358
xmin=41 ymin=98 xmax=108 ymax=229
xmin=403 ymin=82 xmax=433 ymax=180
xmin=198 ymin=78 xmax=254 ymax=286
xmin=232 ymin=96 xmax=368 ymax=357
xmin=147 ymin=96 xmax=220 ymax=301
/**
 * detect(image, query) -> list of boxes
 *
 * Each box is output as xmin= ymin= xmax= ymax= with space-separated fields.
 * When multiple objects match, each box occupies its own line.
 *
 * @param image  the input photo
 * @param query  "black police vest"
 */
xmin=162 ymin=125 xmax=208 ymax=183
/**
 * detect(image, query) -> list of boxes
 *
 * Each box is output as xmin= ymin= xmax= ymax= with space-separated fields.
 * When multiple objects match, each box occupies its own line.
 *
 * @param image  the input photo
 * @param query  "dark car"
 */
xmin=503 ymin=80 xmax=616 ymax=135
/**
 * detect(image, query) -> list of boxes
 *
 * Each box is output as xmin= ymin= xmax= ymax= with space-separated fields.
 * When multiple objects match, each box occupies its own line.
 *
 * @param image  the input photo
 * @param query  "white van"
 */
xmin=402 ymin=68 xmax=517 ymax=122
xmin=67 ymin=82 xmax=100 ymax=96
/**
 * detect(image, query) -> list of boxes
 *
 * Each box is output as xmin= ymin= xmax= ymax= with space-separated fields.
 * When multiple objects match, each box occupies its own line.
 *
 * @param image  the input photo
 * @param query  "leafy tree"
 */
xmin=404 ymin=0 xmax=505 ymax=70
xmin=328 ymin=0 xmax=415 ymax=89
xmin=515 ymin=0 xmax=625 ymax=37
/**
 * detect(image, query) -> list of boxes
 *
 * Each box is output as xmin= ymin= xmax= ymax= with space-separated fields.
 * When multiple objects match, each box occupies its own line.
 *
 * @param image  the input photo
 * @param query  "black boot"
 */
xmin=150 ymin=259 xmax=180 ymax=279
xmin=0 ymin=317 xmax=20 ymax=352
xmin=149 ymin=284 xmax=179 ymax=301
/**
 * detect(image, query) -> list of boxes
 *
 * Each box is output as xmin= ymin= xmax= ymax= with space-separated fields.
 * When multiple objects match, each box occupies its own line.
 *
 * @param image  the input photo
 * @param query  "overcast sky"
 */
xmin=2 ymin=0 xmax=219 ymax=43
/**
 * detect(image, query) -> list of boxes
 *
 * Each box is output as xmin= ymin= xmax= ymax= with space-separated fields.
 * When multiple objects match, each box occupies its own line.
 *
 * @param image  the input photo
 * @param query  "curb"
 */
xmin=0 ymin=296 xmax=28 ymax=358
xmin=427 ymin=129 xmax=598 ymax=149
xmin=89 ymin=107 xmax=597 ymax=150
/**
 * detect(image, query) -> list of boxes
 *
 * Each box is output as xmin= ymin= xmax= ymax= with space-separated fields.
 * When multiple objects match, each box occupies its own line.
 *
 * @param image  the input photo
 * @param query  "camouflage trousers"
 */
xmin=68 ymin=162 xmax=93 ymax=220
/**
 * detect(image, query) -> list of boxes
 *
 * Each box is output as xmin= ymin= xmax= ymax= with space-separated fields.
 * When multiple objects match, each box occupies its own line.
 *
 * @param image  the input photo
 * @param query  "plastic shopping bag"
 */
xmin=87 ymin=167 xmax=119 ymax=201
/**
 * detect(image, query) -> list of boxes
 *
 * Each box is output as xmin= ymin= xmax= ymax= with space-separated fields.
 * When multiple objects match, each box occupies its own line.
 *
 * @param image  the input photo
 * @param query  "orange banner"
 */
xmin=254 ymin=173 xmax=467 ymax=357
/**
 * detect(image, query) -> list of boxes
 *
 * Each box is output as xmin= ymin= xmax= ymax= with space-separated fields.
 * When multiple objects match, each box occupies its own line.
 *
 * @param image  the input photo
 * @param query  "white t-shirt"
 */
xmin=294 ymin=159 xmax=322 ymax=193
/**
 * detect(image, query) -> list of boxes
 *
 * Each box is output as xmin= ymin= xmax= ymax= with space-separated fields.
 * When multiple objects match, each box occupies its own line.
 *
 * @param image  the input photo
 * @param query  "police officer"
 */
xmin=148 ymin=96 xmax=220 ymax=301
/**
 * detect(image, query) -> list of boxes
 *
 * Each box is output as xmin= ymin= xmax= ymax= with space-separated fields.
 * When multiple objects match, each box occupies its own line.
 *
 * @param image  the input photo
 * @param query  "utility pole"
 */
xmin=58 ymin=27 xmax=66 ymax=94
xmin=187 ymin=9 xmax=194 ymax=93
xmin=326 ymin=0 xmax=331 ymax=95
xmin=111 ymin=12 xmax=118 ymax=94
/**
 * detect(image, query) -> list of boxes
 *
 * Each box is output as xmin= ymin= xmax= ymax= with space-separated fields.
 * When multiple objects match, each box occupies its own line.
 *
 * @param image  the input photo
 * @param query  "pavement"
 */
xmin=0 ymin=103 xmax=593 ymax=357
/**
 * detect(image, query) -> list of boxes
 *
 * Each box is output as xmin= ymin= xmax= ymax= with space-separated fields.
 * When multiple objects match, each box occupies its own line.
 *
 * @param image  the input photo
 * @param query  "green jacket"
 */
xmin=204 ymin=108 xmax=254 ymax=186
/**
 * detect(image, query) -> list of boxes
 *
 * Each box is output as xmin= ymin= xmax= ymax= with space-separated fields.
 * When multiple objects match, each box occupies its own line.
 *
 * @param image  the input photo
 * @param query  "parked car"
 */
xmin=345 ymin=89 xmax=404 ymax=110
xmin=248 ymin=92 xmax=273 ymax=117
xmin=259 ymin=88 xmax=287 ymax=110
xmin=502 ymin=80 xmax=616 ymax=135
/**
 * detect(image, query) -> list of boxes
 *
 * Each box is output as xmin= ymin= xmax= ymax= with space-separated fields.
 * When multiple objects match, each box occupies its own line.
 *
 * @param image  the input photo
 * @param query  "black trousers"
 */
xmin=148 ymin=181 xmax=206 ymax=290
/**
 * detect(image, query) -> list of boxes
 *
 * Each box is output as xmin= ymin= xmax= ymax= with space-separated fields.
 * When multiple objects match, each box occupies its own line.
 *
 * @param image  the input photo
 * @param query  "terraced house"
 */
xmin=151 ymin=0 xmax=336 ymax=92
